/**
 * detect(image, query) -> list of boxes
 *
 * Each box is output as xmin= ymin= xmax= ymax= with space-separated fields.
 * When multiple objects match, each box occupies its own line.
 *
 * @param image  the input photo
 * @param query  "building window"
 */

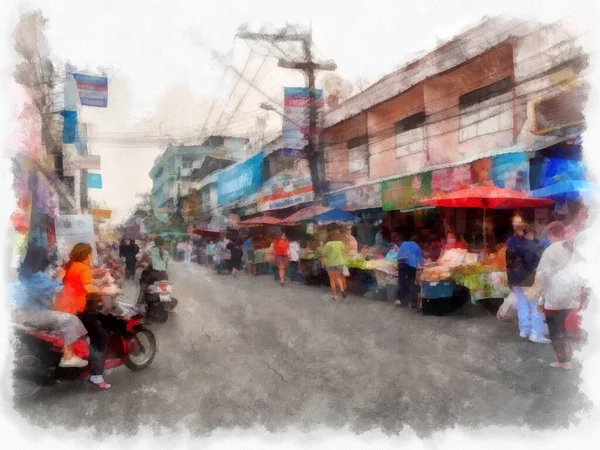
xmin=459 ymin=77 xmax=513 ymax=142
xmin=395 ymin=112 xmax=426 ymax=158
xmin=155 ymin=167 xmax=163 ymax=178
xmin=347 ymin=135 xmax=368 ymax=173
xmin=181 ymin=156 xmax=194 ymax=169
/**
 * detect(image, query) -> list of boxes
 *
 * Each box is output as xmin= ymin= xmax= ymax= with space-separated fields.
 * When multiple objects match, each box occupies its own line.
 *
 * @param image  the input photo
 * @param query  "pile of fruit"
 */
xmin=420 ymin=265 xmax=453 ymax=282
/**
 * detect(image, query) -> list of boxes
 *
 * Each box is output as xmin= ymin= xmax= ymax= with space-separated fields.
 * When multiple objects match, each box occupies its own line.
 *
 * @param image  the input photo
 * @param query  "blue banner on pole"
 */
xmin=217 ymin=152 xmax=263 ymax=206
xmin=61 ymin=110 xmax=78 ymax=144
xmin=88 ymin=173 xmax=103 ymax=189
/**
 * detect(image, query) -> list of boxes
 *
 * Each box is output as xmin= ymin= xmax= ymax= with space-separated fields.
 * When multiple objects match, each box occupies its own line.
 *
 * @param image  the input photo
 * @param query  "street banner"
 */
xmin=256 ymin=168 xmax=314 ymax=211
xmin=88 ymin=173 xmax=103 ymax=189
xmin=381 ymin=172 xmax=432 ymax=211
xmin=65 ymin=155 xmax=101 ymax=170
xmin=282 ymin=87 xmax=323 ymax=158
xmin=217 ymin=151 xmax=263 ymax=206
xmin=73 ymin=73 xmax=108 ymax=108
xmin=61 ymin=110 xmax=77 ymax=144
xmin=55 ymin=214 xmax=97 ymax=264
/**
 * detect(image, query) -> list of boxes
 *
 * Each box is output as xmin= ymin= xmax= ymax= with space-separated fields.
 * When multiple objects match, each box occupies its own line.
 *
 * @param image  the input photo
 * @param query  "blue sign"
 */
xmin=327 ymin=192 xmax=347 ymax=209
xmin=88 ymin=173 xmax=103 ymax=189
xmin=73 ymin=73 xmax=108 ymax=108
xmin=61 ymin=110 xmax=77 ymax=144
xmin=490 ymin=152 xmax=530 ymax=193
xmin=217 ymin=152 xmax=263 ymax=206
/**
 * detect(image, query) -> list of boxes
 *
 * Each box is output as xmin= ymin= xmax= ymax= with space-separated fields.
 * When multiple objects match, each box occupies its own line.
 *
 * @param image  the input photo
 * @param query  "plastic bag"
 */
xmin=497 ymin=293 xmax=517 ymax=322
xmin=343 ymin=265 xmax=350 ymax=277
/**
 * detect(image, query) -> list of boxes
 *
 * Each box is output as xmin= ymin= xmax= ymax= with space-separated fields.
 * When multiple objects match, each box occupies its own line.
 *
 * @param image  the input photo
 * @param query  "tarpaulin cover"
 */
xmin=423 ymin=185 xmax=554 ymax=209
xmin=532 ymin=180 xmax=600 ymax=201
xmin=311 ymin=208 xmax=359 ymax=223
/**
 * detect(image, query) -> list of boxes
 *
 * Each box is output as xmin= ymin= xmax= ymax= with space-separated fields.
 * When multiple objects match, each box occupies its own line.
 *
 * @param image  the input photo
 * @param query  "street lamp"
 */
xmin=259 ymin=103 xmax=304 ymax=129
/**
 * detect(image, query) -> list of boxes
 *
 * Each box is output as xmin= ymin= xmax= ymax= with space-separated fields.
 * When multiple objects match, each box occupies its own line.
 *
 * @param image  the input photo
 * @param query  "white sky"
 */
xmin=3 ymin=0 xmax=595 ymax=222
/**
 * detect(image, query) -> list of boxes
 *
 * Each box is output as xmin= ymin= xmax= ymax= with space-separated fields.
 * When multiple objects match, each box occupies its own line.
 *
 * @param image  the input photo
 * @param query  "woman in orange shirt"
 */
xmin=54 ymin=243 xmax=117 ymax=389
xmin=272 ymin=232 xmax=290 ymax=286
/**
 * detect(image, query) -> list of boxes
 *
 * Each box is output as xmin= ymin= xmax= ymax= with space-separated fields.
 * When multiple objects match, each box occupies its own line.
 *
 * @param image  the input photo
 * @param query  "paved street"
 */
xmin=14 ymin=262 xmax=589 ymax=436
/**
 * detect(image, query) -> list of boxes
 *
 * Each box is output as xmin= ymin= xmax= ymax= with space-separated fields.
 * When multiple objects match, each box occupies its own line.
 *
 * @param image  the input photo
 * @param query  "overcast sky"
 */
xmin=3 ymin=0 xmax=594 ymax=222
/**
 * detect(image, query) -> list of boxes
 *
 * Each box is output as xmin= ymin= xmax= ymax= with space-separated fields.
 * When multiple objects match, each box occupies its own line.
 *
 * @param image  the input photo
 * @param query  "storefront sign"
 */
xmin=217 ymin=152 xmax=263 ymax=206
xmin=327 ymin=192 xmax=347 ymax=209
xmin=490 ymin=152 xmax=530 ymax=192
xmin=91 ymin=208 xmax=111 ymax=220
xmin=65 ymin=155 xmax=101 ymax=170
xmin=256 ymin=170 xmax=314 ymax=211
xmin=55 ymin=214 xmax=97 ymax=264
xmin=381 ymin=172 xmax=432 ymax=211
xmin=431 ymin=165 xmax=473 ymax=198
xmin=345 ymin=183 xmax=382 ymax=211
xmin=73 ymin=73 xmax=108 ymax=108
xmin=282 ymin=87 xmax=323 ymax=158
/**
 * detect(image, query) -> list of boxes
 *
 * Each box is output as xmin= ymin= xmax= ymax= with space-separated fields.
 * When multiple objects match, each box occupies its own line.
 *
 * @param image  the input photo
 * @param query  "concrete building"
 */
xmin=149 ymin=136 xmax=249 ymax=213
xmin=323 ymin=17 xmax=585 ymax=194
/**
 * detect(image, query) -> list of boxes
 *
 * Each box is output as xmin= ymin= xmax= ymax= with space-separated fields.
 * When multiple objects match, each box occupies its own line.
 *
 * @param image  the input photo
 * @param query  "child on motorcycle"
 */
xmin=10 ymin=246 xmax=89 ymax=368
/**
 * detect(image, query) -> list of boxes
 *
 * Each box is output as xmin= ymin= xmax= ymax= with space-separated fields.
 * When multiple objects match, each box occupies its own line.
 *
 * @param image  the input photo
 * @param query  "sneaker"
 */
xmin=520 ymin=331 xmax=530 ymax=339
xmin=550 ymin=361 xmax=572 ymax=369
xmin=529 ymin=335 xmax=551 ymax=344
xmin=59 ymin=356 xmax=88 ymax=368
xmin=89 ymin=378 xmax=112 ymax=390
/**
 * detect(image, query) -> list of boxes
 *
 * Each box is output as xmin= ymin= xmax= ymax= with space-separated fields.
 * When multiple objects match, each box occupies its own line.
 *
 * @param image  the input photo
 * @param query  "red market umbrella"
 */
xmin=423 ymin=186 xmax=554 ymax=251
xmin=283 ymin=205 xmax=331 ymax=223
xmin=238 ymin=216 xmax=289 ymax=227
xmin=423 ymin=185 xmax=555 ymax=209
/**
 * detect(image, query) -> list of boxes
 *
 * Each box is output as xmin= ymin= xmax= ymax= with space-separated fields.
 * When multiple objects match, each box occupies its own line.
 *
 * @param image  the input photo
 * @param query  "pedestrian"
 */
xmin=206 ymin=240 xmax=216 ymax=267
xmin=243 ymin=237 xmax=256 ymax=276
xmin=289 ymin=236 xmax=300 ymax=279
xmin=227 ymin=239 xmax=244 ymax=277
xmin=272 ymin=232 xmax=290 ymax=286
xmin=394 ymin=233 xmax=423 ymax=308
xmin=124 ymin=239 xmax=140 ymax=280
xmin=119 ymin=239 xmax=127 ymax=260
xmin=54 ymin=243 xmax=118 ymax=389
xmin=184 ymin=239 xmax=193 ymax=265
xmin=322 ymin=228 xmax=347 ymax=301
xmin=529 ymin=221 xmax=586 ymax=369
xmin=506 ymin=217 xmax=549 ymax=343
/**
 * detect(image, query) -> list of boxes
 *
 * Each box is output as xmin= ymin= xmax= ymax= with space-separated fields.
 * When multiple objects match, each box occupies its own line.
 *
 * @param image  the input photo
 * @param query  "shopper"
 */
xmin=506 ymin=217 xmax=549 ymax=343
xmin=322 ymin=229 xmax=347 ymax=301
xmin=289 ymin=237 xmax=300 ymax=278
xmin=394 ymin=234 xmax=423 ymax=308
xmin=206 ymin=240 xmax=216 ymax=267
xmin=272 ymin=232 xmax=290 ymax=286
xmin=227 ymin=238 xmax=244 ymax=278
xmin=530 ymin=221 xmax=584 ymax=369
xmin=123 ymin=239 xmax=140 ymax=280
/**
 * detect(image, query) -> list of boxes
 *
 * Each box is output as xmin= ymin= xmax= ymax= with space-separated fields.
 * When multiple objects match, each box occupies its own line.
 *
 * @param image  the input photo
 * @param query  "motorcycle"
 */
xmin=139 ymin=268 xmax=178 ymax=323
xmin=11 ymin=300 xmax=157 ymax=400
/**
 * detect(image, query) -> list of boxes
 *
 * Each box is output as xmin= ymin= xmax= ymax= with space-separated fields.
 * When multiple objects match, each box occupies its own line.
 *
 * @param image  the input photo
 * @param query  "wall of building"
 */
xmin=324 ymin=113 xmax=368 ymax=183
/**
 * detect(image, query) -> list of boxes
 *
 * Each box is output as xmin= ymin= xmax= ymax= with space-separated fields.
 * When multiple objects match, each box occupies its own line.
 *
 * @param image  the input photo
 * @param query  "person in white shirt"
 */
xmin=289 ymin=239 xmax=300 ymax=277
xmin=529 ymin=221 xmax=586 ymax=370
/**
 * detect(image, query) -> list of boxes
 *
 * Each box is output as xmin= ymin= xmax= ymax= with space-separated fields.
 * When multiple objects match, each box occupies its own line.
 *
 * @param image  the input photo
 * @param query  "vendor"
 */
xmin=441 ymin=232 xmax=466 ymax=253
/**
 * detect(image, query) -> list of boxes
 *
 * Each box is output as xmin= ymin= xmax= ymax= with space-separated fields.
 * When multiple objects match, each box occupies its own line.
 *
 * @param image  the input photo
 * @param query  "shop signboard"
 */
xmin=490 ymin=152 xmax=530 ymax=192
xmin=91 ymin=208 xmax=111 ymax=220
xmin=345 ymin=183 xmax=382 ymax=211
xmin=217 ymin=151 xmax=263 ymax=206
xmin=381 ymin=172 xmax=432 ymax=211
xmin=55 ymin=214 xmax=97 ymax=264
xmin=256 ymin=170 xmax=314 ymax=211
xmin=327 ymin=192 xmax=347 ymax=209
xmin=73 ymin=73 xmax=108 ymax=108
xmin=282 ymin=87 xmax=323 ymax=158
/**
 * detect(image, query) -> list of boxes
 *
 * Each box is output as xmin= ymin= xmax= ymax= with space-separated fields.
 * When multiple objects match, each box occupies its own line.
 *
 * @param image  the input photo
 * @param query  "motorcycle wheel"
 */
xmin=12 ymin=351 xmax=44 ymax=400
xmin=125 ymin=326 xmax=157 ymax=371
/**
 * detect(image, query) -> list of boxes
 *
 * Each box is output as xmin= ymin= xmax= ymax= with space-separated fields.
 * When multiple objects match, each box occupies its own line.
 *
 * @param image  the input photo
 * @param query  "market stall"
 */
xmin=420 ymin=186 xmax=554 ymax=308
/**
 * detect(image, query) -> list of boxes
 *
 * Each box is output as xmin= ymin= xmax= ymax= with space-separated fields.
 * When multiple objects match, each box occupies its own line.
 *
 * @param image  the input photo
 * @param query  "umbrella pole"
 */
xmin=483 ymin=208 xmax=487 ymax=255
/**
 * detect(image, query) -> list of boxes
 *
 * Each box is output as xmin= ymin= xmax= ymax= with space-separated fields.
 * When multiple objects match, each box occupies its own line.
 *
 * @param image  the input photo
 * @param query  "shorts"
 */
xmin=274 ymin=255 xmax=289 ymax=267
xmin=327 ymin=265 xmax=344 ymax=272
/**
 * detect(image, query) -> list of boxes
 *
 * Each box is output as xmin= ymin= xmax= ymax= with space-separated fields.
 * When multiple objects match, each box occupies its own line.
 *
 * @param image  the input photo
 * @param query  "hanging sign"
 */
xmin=65 ymin=155 xmax=101 ymax=170
xmin=91 ymin=208 xmax=112 ymax=220
xmin=282 ymin=87 xmax=324 ymax=158
xmin=73 ymin=73 xmax=108 ymax=107
xmin=490 ymin=152 xmax=530 ymax=192
xmin=217 ymin=151 xmax=263 ymax=206
xmin=55 ymin=214 xmax=97 ymax=264
xmin=88 ymin=173 xmax=103 ymax=189
xmin=381 ymin=172 xmax=432 ymax=211
xmin=256 ymin=170 xmax=314 ymax=211
xmin=345 ymin=183 xmax=382 ymax=211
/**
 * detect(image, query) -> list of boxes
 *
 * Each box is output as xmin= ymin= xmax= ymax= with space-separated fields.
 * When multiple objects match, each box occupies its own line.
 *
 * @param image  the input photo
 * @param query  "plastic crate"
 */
xmin=420 ymin=281 xmax=454 ymax=299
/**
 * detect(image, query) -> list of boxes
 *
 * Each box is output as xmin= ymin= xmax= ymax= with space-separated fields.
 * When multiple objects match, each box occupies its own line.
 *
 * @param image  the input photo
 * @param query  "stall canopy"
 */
xmin=424 ymin=185 xmax=554 ymax=209
xmin=238 ymin=216 xmax=288 ymax=227
xmin=284 ymin=205 xmax=330 ymax=223
xmin=531 ymin=180 xmax=600 ymax=201
xmin=311 ymin=209 xmax=359 ymax=224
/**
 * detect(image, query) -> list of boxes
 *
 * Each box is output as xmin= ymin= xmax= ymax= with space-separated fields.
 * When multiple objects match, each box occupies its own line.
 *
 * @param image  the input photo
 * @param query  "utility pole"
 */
xmin=237 ymin=27 xmax=336 ymax=204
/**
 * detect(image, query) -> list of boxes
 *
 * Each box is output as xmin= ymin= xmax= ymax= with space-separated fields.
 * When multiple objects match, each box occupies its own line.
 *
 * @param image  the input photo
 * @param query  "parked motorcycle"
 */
xmin=139 ymin=268 xmax=178 ymax=323
xmin=11 ymin=301 xmax=156 ymax=400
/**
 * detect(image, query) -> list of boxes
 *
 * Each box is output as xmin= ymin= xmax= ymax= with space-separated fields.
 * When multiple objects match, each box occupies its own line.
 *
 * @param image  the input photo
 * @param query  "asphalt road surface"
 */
xmin=12 ymin=262 xmax=589 ymax=436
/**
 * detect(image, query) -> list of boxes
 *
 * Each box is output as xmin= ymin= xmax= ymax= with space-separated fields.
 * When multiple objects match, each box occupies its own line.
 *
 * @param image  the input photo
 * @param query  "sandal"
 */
xmin=89 ymin=378 xmax=112 ymax=390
